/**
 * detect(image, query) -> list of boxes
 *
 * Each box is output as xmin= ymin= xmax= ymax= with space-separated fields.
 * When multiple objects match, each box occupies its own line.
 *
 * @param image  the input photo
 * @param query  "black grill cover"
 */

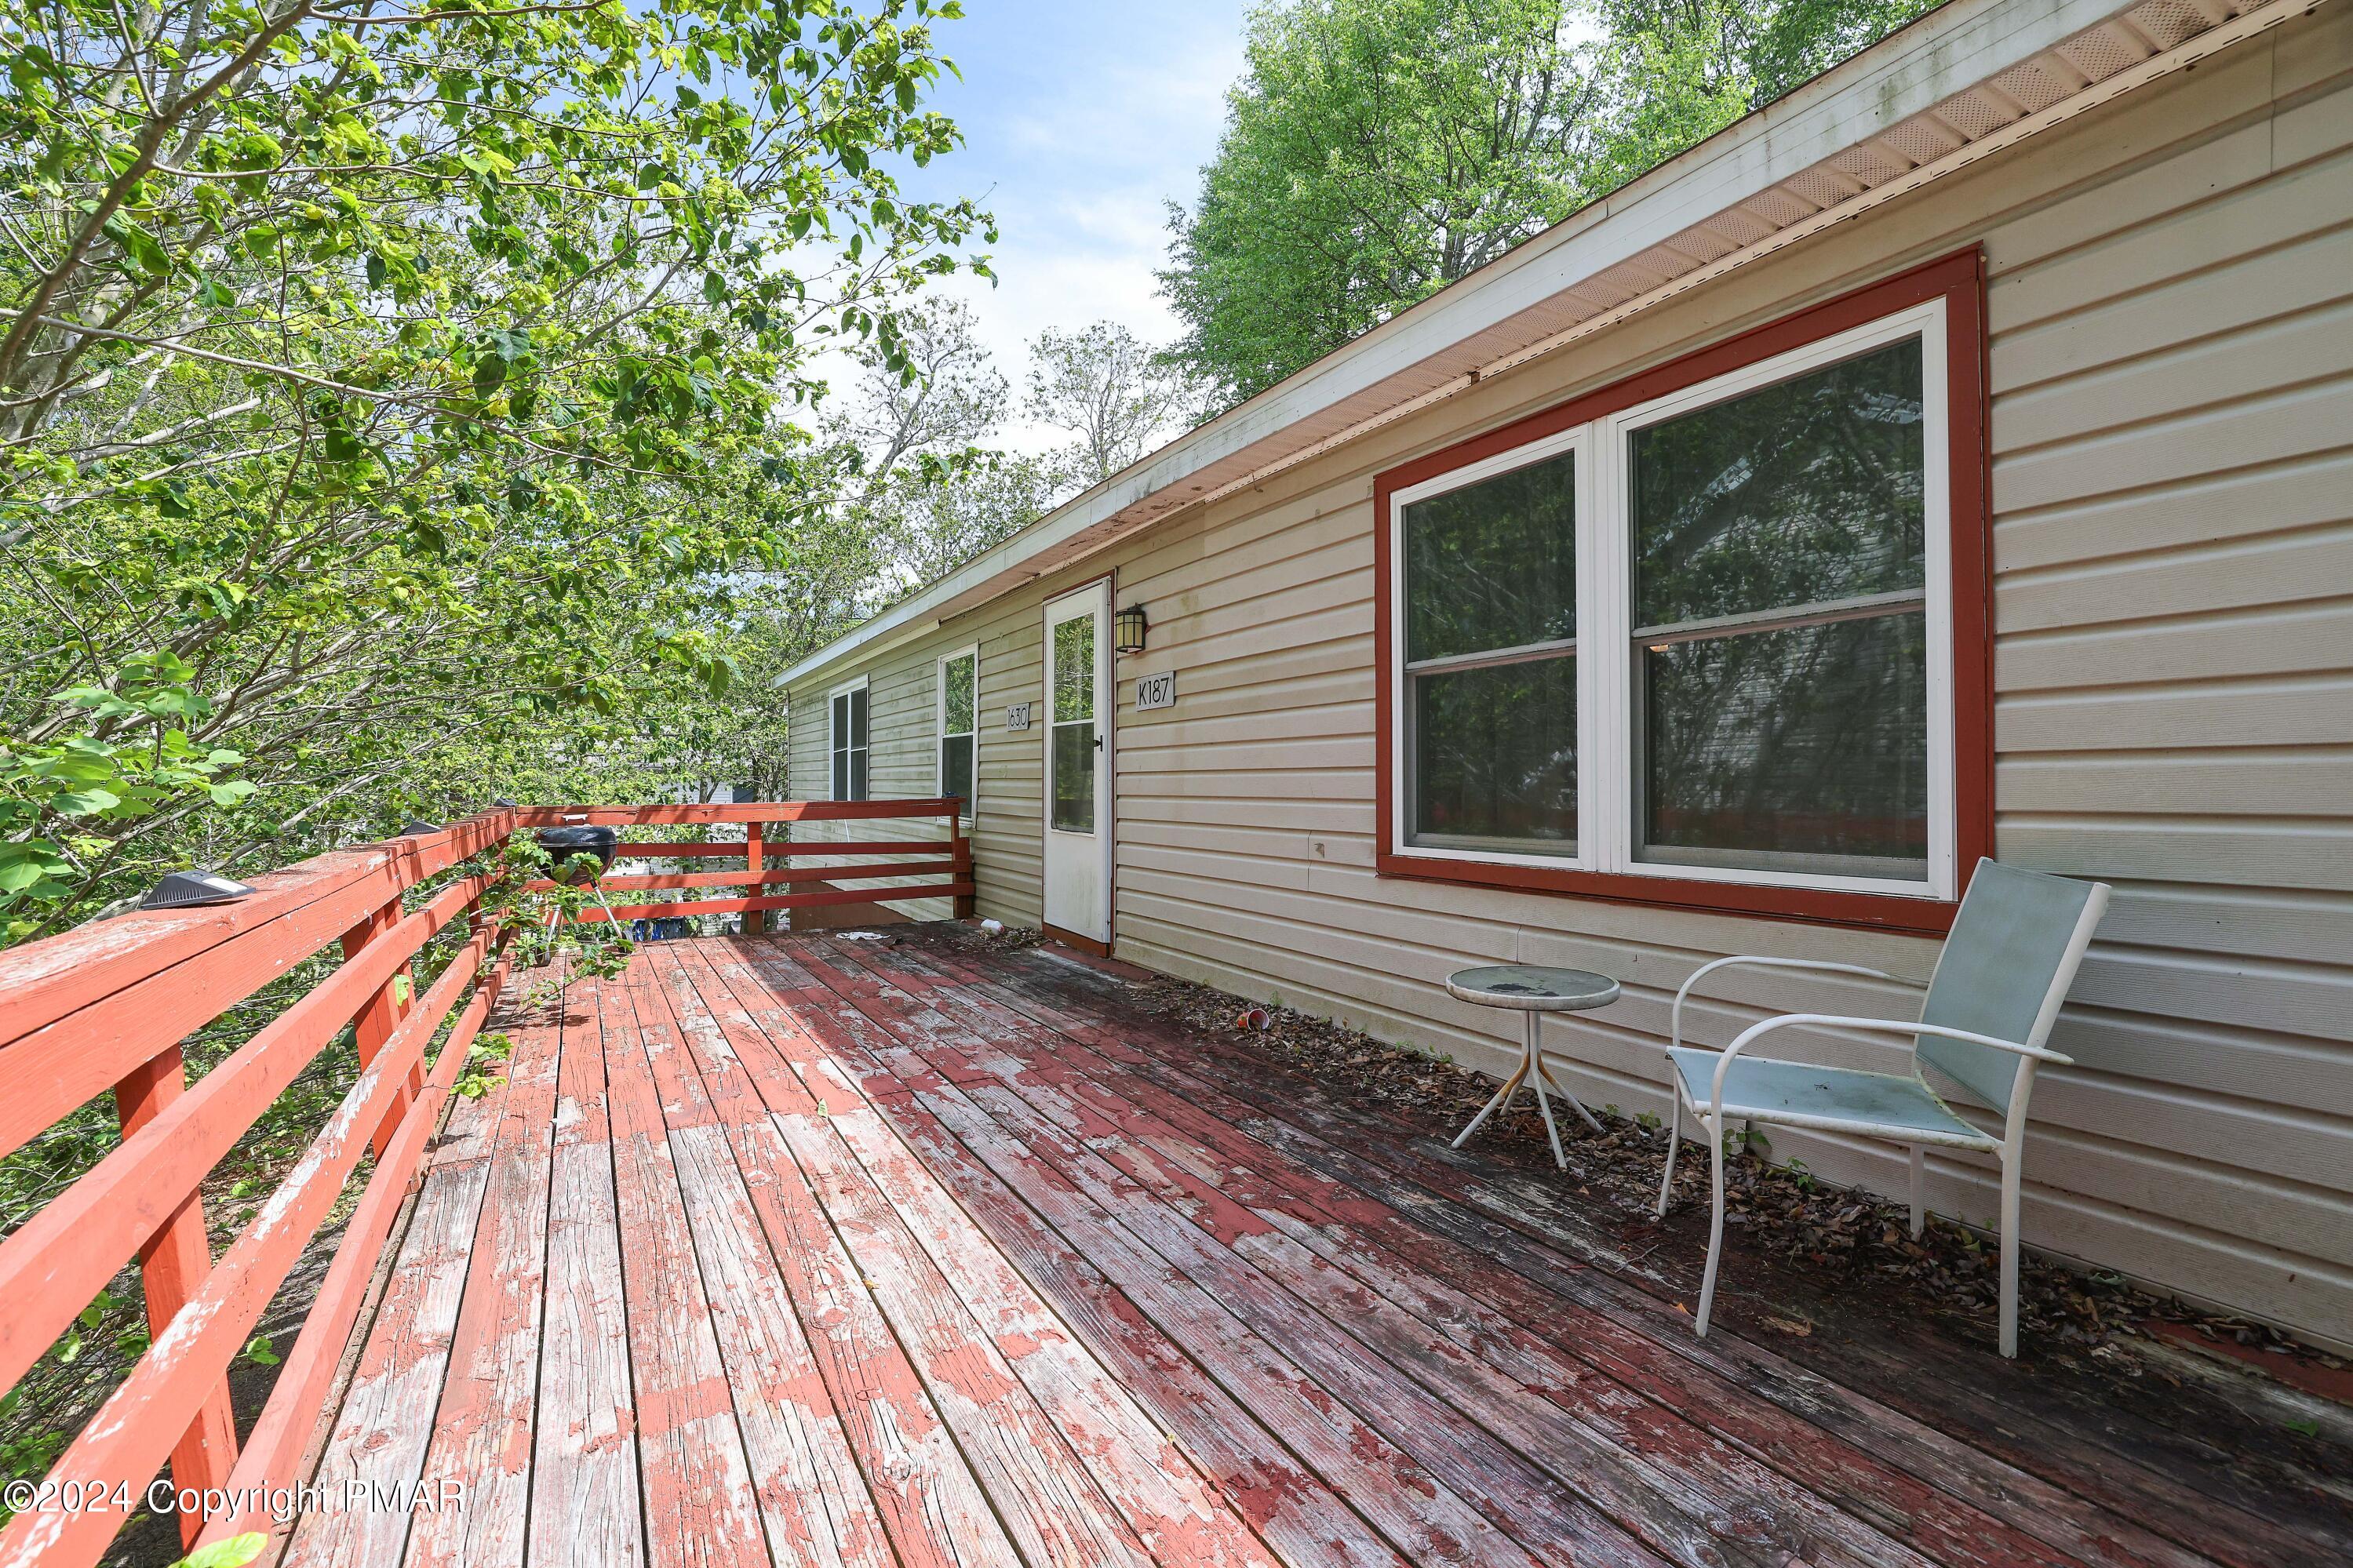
xmin=535 ymin=825 xmax=618 ymax=883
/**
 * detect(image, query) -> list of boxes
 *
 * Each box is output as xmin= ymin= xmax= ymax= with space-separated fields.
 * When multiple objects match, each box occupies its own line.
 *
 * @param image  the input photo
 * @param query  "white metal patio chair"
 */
xmin=1655 ymin=859 xmax=2109 ymax=1358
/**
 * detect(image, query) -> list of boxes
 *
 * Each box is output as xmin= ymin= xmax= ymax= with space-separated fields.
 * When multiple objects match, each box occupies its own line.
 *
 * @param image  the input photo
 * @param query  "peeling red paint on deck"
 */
xmin=281 ymin=929 xmax=2351 ymax=1568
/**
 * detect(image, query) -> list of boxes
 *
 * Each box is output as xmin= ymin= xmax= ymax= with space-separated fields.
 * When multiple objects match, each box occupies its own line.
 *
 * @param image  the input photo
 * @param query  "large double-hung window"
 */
xmin=1383 ymin=269 xmax=1980 ymax=924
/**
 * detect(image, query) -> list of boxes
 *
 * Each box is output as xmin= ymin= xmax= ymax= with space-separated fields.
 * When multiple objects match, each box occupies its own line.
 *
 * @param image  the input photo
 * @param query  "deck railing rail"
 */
xmin=0 ymin=799 xmax=970 ymax=1567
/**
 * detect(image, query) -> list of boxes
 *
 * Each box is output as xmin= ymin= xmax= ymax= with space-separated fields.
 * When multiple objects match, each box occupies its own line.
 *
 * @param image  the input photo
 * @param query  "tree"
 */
xmin=1603 ymin=0 xmax=1944 ymax=107
xmin=1585 ymin=1 xmax=1940 ymax=189
xmin=1160 ymin=0 xmax=1943 ymax=402
xmin=0 ymin=0 xmax=992 ymax=940
xmin=834 ymin=298 xmax=1010 ymax=479
xmin=818 ymin=298 xmax=1048 ymax=595
xmin=1161 ymin=0 xmax=1608 ymax=403
xmin=1025 ymin=322 xmax=1204 ymax=490
xmin=869 ymin=451 xmax=1058 ymax=587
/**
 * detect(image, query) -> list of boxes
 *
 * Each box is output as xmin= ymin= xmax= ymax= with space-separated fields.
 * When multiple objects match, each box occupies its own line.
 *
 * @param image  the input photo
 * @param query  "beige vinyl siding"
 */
xmin=783 ymin=663 xmax=960 ymax=916
xmin=788 ymin=598 xmax=1047 ymax=926
xmin=781 ymin=7 xmax=2353 ymax=1345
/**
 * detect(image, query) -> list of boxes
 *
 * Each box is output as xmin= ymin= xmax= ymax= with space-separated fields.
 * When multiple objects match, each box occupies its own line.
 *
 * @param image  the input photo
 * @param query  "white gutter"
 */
xmin=782 ymin=0 xmax=2297 ymax=689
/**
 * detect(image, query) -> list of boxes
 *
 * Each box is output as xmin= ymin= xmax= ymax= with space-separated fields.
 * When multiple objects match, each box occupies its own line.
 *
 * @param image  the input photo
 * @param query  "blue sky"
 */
xmin=888 ymin=0 xmax=1252 ymax=449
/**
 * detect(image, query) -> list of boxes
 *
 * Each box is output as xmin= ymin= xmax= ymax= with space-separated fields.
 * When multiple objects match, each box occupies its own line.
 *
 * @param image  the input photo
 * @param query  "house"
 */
xmin=779 ymin=0 xmax=2353 ymax=1351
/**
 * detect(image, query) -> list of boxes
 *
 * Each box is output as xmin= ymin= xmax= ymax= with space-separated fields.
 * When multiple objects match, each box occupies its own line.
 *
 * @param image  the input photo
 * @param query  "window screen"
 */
xmin=940 ymin=650 xmax=976 ymax=818
xmin=1628 ymin=337 xmax=1928 ymax=879
xmin=1401 ymin=449 xmax=1577 ymax=856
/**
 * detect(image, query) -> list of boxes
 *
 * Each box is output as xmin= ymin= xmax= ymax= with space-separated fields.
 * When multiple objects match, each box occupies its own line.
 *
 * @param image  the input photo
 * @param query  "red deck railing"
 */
xmin=0 ymin=799 xmax=971 ymax=1566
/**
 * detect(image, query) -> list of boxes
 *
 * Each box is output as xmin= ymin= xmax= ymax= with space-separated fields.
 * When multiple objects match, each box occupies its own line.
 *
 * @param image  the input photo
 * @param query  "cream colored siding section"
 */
xmin=778 ymin=9 xmax=2353 ymax=1344
xmin=783 ymin=670 xmax=949 ymax=916
xmin=973 ymin=608 xmax=1046 ymax=926
xmin=788 ymin=595 xmax=1047 ymax=926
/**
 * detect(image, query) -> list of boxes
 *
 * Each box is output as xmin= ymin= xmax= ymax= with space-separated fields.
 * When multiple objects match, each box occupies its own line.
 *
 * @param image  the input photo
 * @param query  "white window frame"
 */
xmin=1389 ymin=424 xmax=1595 ymax=875
xmin=1386 ymin=299 xmax=1956 ymax=902
xmin=936 ymin=643 xmax=979 ymax=822
xmin=827 ymin=675 xmax=869 ymax=803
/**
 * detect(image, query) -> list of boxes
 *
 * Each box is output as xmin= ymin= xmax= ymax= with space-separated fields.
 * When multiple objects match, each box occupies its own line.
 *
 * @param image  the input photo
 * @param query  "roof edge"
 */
xmin=781 ymin=0 xmax=2284 ymax=691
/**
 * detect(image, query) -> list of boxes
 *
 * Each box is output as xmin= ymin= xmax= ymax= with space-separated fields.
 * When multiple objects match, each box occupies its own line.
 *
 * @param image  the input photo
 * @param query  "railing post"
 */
xmin=950 ymin=804 xmax=976 ymax=920
xmin=744 ymin=820 xmax=766 ymax=936
xmin=341 ymin=898 xmax=419 ymax=1159
xmin=114 ymin=1047 xmax=237 ymax=1545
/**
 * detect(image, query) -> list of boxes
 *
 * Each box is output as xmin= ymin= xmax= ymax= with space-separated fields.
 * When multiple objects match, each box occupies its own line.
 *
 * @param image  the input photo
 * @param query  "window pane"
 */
xmin=831 ymin=750 xmax=845 ymax=801
xmin=1639 ymin=612 xmax=1926 ymax=875
xmin=1410 ymin=656 xmax=1575 ymax=853
xmin=1051 ymin=723 xmax=1095 ymax=832
xmin=849 ymin=748 xmax=868 ymax=802
xmin=1631 ymin=337 xmax=1924 ymax=629
xmin=850 ymin=687 xmax=869 ymax=748
xmin=945 ymin=653 xmax=976 ymax=735
xmin=943 ymin=734 xmax=974 ymax=810
xmin=1404 ymin=450 xmax=1575 ymax=662
xmin=1053 ymin=617 xmax=1095 ymax=722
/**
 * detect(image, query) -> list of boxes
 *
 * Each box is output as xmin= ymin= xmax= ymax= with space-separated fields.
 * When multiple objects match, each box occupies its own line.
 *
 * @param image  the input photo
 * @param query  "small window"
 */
xmin=1403 ymin=444 xmax=1579 ymax=857
xmin=1050 ymin=613 xmax=1097 ymax=834
xmin=829 ymin=679 xmax=868 ymax=802
xmin=938 ymin=646 xmax=977 ymax=820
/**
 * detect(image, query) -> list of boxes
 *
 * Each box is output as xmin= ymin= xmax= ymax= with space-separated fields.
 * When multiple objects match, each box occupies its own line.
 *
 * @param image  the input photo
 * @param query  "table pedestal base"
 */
xmin=1451 ymin=1010 xmax=1604 ymax=1167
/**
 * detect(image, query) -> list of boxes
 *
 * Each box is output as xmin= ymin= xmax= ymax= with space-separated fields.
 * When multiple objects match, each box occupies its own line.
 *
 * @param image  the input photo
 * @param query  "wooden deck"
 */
xmin=288 ymin=928 xmax=2351 ymax=1568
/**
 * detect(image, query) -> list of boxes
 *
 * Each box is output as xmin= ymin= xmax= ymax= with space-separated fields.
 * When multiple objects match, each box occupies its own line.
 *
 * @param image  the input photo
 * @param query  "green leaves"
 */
xmin=0 ymin=654 xmax=255 ymax=933
xmin=0 ymin=844 xmax=70 ymax=896
xmin=0 ymin=0 xmax=993 ymax=943
xmin=1163 ymin=0 xmax=1939 ymax=399
xmin=169 ymin=1533 xmax=270 ymax=1568
xmin=101 ymin=214 xmax=170 ymax=278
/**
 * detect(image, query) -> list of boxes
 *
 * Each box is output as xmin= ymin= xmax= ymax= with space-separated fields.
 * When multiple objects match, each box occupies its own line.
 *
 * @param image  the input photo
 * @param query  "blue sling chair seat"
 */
xmin=1655 ymin=858 xmax=2111 ymax=1358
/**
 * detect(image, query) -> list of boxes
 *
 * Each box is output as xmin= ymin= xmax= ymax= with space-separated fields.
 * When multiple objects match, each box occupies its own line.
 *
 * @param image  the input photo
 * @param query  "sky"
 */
xmin=880 ymin=0 xmax=1253 ymax=453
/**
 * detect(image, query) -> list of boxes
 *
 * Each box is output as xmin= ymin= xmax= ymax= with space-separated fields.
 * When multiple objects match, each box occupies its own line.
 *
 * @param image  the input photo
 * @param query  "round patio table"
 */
xmin=1445 ymin=965 xmax=1621 ymax=1168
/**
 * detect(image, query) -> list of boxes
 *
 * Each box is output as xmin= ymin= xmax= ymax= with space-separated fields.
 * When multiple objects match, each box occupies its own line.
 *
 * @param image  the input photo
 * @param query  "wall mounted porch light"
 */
xmin=1114 ymin=602 xmax=1149 ymax=656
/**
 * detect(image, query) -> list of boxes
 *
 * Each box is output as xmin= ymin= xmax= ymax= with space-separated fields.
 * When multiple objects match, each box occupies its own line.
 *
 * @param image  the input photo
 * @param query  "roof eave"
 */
xmin=781 ymin=0 xmax=2286 ymax=690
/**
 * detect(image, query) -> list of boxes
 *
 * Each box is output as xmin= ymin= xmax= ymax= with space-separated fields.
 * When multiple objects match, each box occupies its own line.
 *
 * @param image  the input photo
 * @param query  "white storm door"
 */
xmin=1042 ymin=581 xmax=1112 ymax=943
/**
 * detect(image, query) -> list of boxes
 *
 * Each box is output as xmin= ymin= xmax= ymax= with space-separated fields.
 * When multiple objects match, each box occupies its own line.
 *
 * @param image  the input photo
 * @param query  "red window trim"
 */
xmin=1371 ymin=249 xmax=1992 ymax=935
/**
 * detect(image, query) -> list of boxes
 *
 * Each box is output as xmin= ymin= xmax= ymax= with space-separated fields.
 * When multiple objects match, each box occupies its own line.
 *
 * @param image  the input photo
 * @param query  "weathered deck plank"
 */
xmin=653 ymin=944 xmax=1022 ymax=1568
xmin=858 ymin=938 xmax=2123 ymax=1568
xmin=795 ymin=942 xmax=1717 ymax=1568
xmin=685 ymin=940 xmax=1172 ymax=1568
xmin=600 ymin=961 xmax=772 ymax=1568
xmin=527 ymin=973 xmax=646 ymax=1568
xmin=698 ymin=945 xmax=1287 ymax=1568
xmin=405 ymin=982 xmax=562 ymax=1568
xmin=804 ymin=937 xmax=1967 ymax=1568
xmin=730 ymin=942 xmax=1544 ymax=1568
xmin=901 ymin=938 xmax=2259 ymax=1568
xmin=289 ymin=930 xmax=2345 ymax=1568
xmin=621 ymin=944 xmax=894 ymax=1568
xmin=285 ymin=1068 xmax=509 ymax=1568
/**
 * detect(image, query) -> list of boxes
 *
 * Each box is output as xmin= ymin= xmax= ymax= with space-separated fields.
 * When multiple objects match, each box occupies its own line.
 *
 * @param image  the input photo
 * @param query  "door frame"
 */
xmin=1040 ymin=576 xmax=1114 ymax=955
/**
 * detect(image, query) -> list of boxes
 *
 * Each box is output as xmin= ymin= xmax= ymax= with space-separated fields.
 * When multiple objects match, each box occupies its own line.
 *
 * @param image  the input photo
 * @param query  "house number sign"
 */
xmin=1134 ymin=671 xmax=1177 ymax=711
xmin=1005 ymin=701 xmax=1033 ymax=731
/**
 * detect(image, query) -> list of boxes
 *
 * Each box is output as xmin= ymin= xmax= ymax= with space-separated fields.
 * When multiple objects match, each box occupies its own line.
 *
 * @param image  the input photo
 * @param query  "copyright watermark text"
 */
xmin=3 ymin=1476 xmax=467 ymax=1523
